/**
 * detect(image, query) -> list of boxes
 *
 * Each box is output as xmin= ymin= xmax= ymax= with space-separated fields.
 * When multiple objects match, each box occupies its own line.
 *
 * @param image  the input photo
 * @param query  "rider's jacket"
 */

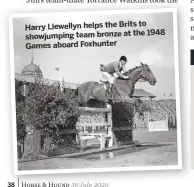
xmin=100 ymin=61 xmax=125 ymax=74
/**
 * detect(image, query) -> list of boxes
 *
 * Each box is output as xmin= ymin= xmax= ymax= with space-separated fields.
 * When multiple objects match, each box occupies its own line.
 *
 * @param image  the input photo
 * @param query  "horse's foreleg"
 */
xmin=114 ymin=86 xmax=134 ymax=103
xmin=125 ymin=88 xmax=135 ymax=104
xmin=113 ymin=86 xmax=123 ymax=103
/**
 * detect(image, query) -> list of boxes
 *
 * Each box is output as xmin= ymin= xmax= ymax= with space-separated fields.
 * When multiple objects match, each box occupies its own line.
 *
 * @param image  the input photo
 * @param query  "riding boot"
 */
xmin=108 ymin=84 xmax=113 ymax=100
xmin=105 ymin=88 xmax=109 ymax=98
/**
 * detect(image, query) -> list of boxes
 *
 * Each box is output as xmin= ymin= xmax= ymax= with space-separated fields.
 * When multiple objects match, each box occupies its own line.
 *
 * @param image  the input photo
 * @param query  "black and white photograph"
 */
xmin=9 ymin=9 xmax=181 ymax=174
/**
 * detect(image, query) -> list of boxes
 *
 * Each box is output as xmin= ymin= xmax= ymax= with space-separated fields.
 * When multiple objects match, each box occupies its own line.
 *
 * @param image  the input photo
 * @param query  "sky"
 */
xmin=13 ymin=11 xmax=177 ymax=99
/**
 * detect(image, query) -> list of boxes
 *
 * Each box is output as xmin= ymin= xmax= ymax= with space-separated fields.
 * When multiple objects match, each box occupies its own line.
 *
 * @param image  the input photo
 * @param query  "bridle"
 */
xmin=123 ymin=65 xmax=151 ymax=83
xmin=137 ymin=65 xmax=153 ymax=83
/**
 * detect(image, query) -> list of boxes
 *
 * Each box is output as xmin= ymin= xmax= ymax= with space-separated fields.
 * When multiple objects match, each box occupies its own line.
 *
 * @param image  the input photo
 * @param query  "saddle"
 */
xmin=100 ymin=79 xmax=110 ymax=88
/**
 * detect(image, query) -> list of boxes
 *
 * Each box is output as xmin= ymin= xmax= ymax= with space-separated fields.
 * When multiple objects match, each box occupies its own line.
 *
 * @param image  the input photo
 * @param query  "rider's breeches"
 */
xmin=102 ymin=72 xmax=118 ymax=84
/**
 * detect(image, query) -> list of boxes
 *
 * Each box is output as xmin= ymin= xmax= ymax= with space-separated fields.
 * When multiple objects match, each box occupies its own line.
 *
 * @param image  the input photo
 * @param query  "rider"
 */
xmin=100 ymin=56 xmax=129 ymax=98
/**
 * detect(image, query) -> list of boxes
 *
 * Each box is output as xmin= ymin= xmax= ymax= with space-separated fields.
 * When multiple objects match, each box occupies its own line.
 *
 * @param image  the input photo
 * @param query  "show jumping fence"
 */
xmin=112 ymin=102 xmax=134 ymax=144
xmin=75 ymin=105 xmax=117 ymax=150
xmin=75 ymin=102 xmax=135 ymax=149
xmin=23 ymin=103 xmax=135 ymax=159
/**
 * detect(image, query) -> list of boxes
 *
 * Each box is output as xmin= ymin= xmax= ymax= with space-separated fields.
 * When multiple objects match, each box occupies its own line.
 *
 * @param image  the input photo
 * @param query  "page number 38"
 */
xmin=7 ymin=182 xmax=15 ymax=187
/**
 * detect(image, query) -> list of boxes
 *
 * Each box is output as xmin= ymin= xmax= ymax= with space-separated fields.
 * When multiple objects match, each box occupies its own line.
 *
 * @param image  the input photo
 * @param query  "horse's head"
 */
xmin=139 ymin=62 xmax=156 ymax=85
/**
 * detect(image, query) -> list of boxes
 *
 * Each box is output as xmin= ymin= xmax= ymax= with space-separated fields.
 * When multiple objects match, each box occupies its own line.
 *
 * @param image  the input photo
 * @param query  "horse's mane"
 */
xmin=115 ymin=64 xmax=145 ymax=81
xmin=123 ymin=65 xmax=142 ymax=75
xmin=116 ymin=65 xmax=142 ymax=80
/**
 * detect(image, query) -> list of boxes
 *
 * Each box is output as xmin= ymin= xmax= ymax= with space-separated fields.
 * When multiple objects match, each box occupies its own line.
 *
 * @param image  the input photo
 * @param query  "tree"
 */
xmin=25 ymin=83 xmax=78 ymax=129
xmin=16 ymin=100 xmax=26 ymax=144
xmin=15 ymin=79 xmax=26 ymax=144
xmin=15 ymin=79 xmax=80 ymax=156
xmin=134 ymin=99 xmax=151 ymax=115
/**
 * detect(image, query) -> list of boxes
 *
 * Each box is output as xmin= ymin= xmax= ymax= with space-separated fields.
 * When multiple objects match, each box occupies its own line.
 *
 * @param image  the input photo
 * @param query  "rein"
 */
xmin=123 ymin=66 xmax=149 ymax=83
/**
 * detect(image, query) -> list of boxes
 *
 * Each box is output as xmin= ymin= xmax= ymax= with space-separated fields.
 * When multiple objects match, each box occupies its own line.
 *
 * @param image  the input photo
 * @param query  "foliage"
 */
xmin=16 ymin=100 xmax=26 ymax=144
xmin=112 ymin=103 xmax=134 ymax=143
xmin=15 ymin=80 xmax=26 ymax=143
xmin=24 ymin=82 xmax=79 ymax=133
xmin=134 ymin=99 xmax=151 ymax=115
xmin=15 ymin=79 xmax=80 ymax=153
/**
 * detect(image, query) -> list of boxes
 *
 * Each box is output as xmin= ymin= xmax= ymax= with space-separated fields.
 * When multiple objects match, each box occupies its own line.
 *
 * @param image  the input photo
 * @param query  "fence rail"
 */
xmin=76 ymin=105 xmax=116 ymax=150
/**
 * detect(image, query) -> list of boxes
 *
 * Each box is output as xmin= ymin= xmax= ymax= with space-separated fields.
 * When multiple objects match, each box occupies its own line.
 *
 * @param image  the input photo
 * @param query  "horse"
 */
xmin=77 ymin=62 xmax=156 ymax=105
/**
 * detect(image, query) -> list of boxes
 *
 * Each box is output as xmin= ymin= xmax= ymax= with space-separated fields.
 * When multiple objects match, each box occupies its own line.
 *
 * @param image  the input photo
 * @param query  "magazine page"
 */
xmin=10 ymin=9 xmax=181 ymax=174
xmin=0 ymin=0 xmax=192 ymax=187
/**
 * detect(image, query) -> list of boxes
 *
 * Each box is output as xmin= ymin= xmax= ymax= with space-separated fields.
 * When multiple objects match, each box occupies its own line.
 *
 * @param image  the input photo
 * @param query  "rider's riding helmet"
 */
xmin=119 ymin=56 xmax=127 ymax=62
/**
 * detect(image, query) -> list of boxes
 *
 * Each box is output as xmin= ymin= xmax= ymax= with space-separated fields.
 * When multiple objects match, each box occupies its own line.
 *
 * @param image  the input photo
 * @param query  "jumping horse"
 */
xmin=77 ymin=62 xmax=156 ymax=105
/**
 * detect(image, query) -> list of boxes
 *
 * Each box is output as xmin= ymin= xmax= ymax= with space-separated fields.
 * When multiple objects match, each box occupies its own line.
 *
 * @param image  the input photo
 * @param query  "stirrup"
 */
xmin=106 ymin=92 xmax=114 ymax=100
